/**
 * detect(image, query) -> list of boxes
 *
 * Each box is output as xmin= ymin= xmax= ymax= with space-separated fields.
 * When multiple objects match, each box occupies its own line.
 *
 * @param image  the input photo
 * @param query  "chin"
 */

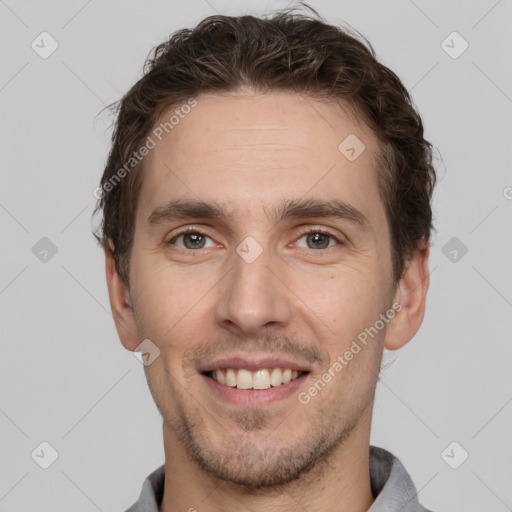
xmin=174 ymin=410 xmax=357 ymax=491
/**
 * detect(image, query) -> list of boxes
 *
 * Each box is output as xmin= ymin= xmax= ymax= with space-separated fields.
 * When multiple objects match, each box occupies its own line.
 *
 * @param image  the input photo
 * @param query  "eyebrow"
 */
xmin=146 ymin=197 xmax=371 ymax=232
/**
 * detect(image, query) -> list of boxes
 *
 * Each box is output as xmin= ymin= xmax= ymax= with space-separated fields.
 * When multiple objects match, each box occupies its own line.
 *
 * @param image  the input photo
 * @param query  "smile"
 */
xmin=204 ymin=368 xmax=307 ymax=390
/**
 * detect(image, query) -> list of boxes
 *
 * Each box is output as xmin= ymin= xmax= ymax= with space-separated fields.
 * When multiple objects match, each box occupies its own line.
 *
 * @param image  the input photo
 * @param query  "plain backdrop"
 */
xmin=1 ymin=0 xmax=511 ymax=510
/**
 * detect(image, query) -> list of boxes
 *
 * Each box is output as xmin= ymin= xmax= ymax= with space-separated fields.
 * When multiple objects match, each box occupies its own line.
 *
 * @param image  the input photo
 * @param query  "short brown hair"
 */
xmin=93 ymin=4 xmax=437 ymax=288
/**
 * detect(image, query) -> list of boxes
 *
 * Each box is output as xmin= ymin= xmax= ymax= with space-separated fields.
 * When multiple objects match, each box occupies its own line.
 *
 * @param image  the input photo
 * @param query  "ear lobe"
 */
xmin=384 ymin=240 xmax=430 ymax=351
xmin=104 ymin=242 xmax=139 ymax=351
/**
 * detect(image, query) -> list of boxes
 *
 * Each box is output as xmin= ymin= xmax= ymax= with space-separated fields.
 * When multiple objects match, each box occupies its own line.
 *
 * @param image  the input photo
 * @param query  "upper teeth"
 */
xmin=211 ymin=368 xmax=301 ymax=389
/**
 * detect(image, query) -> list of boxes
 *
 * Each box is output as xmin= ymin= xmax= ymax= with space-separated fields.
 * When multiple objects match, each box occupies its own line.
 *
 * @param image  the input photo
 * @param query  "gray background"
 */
xmin=1 ymin=0 xmax=511 ymax=510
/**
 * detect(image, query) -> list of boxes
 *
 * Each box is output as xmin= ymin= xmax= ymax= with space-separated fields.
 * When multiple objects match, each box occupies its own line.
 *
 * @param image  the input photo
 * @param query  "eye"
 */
xmin=167 ymin=229 xmax=217 ymax=250
xmin=295 ymin=229 xmax=341 ymax=250
xmin=166 ymin=227 xmax=342 ymax=252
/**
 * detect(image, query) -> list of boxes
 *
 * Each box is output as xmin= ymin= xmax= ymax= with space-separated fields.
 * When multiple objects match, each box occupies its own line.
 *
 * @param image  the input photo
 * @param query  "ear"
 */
xmin=384 ymin=239 xmax=430 ymax=350
xmin=104 ymin=241 xmax=140 ymax=351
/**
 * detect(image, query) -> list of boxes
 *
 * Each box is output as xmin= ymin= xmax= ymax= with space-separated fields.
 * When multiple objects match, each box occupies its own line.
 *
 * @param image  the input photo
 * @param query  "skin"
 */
xmin=105 ymin=87 xmax=430 ymax=512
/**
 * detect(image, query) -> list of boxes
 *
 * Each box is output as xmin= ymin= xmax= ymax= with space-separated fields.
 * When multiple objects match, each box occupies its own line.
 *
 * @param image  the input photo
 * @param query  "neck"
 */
xmin=160 ymin=406 xmax=375 ymax=512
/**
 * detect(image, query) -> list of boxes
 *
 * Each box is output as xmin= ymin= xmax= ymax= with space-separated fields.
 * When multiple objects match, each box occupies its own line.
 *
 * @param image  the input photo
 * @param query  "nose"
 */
xmin=214 ymin=243 xmax=292 ymax=335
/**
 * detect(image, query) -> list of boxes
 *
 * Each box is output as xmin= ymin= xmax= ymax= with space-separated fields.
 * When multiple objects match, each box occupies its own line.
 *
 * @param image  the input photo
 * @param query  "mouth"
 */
xmin=198 ymin=356 xmax=311 ymax=407
xmin=202 ymin=368 xmax=308 ymax=390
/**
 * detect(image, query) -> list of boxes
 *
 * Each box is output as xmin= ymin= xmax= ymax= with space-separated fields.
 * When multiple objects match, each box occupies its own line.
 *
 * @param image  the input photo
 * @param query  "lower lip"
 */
xmin=201 ymin=373 xmax=307 ymax=407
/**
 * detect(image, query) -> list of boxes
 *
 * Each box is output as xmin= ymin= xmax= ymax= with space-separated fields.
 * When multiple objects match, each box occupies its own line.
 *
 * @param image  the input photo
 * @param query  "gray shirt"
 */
xmin=125 ymin=445 xmax=434 ymax=511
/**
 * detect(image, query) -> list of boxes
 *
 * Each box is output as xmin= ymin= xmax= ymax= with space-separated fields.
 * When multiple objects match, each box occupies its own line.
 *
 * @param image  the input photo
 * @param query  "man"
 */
xmin=94 ymin=4 xmax=437 ymax=511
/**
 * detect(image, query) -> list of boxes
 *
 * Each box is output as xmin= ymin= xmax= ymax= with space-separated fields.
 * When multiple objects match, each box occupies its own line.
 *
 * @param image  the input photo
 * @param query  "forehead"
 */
xmin=137 ymin=89 xmax=385 ymax=230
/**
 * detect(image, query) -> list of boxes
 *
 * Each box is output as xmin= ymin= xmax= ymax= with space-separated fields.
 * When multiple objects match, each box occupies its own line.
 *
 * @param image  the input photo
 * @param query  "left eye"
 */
xmin=295 ymin=230 xmax=340 ymax=250
xmin=168 ymin=231 xmax=217 ymax=250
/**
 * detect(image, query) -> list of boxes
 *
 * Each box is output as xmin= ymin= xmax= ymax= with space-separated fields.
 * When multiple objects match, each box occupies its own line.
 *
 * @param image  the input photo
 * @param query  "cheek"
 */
xmin=131 ymin=257 xmax=218 ymax=369
xmin=300 ymin=275 xmax=385 ymax=406
xmin=131 ymin=258 xmax=195 ymax=338
xmin=297 ymin=264 xmax=386 ymax=344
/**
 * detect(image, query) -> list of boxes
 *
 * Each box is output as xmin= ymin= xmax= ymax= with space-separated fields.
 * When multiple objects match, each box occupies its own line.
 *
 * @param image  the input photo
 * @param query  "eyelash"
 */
xmin=166 ymin=226 xmax=342 ymax=251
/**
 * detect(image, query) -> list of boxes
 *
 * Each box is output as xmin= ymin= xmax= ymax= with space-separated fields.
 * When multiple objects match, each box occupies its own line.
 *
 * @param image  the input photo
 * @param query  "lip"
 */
xmin=201 ymin=371 xmax=308 ymax=408
xmin=197 ymin=355 xmax=311 ymax=373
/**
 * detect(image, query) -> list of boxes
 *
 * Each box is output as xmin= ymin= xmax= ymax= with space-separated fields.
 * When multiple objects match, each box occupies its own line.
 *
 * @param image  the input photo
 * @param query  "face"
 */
xmin=126 ymin=89 xmax=398 ymax=489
